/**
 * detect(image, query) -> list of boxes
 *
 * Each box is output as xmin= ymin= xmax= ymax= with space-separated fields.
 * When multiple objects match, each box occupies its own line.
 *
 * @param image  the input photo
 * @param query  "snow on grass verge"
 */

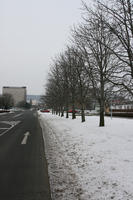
xmin=38 ymin=111 xmax=133 ymax=200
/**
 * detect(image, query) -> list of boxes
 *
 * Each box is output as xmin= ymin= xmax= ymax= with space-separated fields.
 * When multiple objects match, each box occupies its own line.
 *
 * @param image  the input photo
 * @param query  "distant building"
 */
xmin=27 ymin=95 xmax=40 ymax=106
xmin=3 ymin=86 xmax=26 ymax=106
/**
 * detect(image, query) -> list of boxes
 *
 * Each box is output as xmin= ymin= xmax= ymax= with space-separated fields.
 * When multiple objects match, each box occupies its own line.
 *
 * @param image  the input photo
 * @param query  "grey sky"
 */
xmin=0 ymin=0 xmax=91 ymax=95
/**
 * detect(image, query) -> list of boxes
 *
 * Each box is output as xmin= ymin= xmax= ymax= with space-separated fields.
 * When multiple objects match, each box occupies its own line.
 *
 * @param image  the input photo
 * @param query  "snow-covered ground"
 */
xmin=38 ymin=111 xmax=133 ymax=200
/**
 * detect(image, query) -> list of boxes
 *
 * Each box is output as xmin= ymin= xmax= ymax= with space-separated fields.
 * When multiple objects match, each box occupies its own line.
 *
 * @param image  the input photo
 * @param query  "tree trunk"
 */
xmin=99 ymin=82 xmax=105 ymax=127
xmin=58 ymin=108 xmax=61 ymax=116
xmin=71 ymin=93 xmax=76 ymax=119
xmin=81 ymin=105 xmax=85 ymax=122
xmin=72 ymin=103 xmax=76 ymax=119
xmin=61 ymin=108 xmax=64 ymax=117
xmin=99 ymin=101 xmax=104 ymax=126
xmin=65 ymin=101 xmax=69 ymax=118
xmin=66 ymin=111 xmax=69 ymax=118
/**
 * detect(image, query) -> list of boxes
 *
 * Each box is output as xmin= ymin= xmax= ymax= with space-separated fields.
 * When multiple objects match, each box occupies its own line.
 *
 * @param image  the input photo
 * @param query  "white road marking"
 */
xmin=14 ymin=113 xmax=23 ymax=118
xmin=1 ymin=121 xmax=20 ymax=126
xmin=0 ymin=121 xmax=20 ymax=137
xmin=0 ymin=128 xmax=8 ymax=130
xmin=21 ymin=132 xmax=30 ymax=145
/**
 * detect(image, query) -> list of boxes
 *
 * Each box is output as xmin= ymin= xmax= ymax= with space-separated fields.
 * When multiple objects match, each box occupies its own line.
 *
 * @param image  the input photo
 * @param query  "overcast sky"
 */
xmin=0 ymin=0 xmax=92 ymax=95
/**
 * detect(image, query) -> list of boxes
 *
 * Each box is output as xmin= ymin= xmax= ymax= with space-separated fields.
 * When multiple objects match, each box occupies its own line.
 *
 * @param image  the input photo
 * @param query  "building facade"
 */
xmin=3 ymin=86 xmax=27 ymax=106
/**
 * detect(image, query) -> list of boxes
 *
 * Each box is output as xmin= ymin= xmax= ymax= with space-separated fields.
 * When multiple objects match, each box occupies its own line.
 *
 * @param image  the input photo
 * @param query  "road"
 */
xmin=0 ymin=110 xmax=51 ymax=200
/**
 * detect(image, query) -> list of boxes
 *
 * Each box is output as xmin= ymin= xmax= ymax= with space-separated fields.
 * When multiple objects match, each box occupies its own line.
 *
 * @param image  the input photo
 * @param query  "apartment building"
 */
xmin=3 ymin=86 xmax=26 ymax=106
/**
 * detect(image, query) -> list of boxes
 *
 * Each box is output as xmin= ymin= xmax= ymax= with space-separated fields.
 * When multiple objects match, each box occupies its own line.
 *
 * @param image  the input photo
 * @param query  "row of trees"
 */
xmin=0 ymin=94 xmax=14 ymax=109
xmin=0 ymin=94 xmax=31 ymax=110
xmin=43 ymin=0 xmax=133 ymax=126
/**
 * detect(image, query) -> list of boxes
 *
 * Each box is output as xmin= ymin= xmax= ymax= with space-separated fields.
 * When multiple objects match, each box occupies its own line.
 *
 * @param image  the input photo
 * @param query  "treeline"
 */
xmin=0 ymin=94 xmax=31 ymax=110
xmin=0 ymin=94 xmax=14 ymax=110
xmin=43 ymin=0 xmax=133 ymax=126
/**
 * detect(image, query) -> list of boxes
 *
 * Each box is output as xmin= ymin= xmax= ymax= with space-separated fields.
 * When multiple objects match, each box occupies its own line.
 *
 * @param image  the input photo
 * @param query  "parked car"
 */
xmin=40 ymin=109 xmax=50 ymax=113
xmin=68 ymin=109 xmax=78 ymax=113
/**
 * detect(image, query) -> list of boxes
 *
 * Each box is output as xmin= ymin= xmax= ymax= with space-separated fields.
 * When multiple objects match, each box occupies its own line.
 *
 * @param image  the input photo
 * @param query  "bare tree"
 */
xmin=58 ymin=47 xmax=79 ymax=119
xmin=44 ymin=47 xmax=91 ymax=122
xmin=72 ymin=3 xmax=117 ymax=126
xmin=57 ymin=53 xmax=70 ymax=118
xmin=0 ymin=95 xmax=4 ymax=109
xmin=68 ymin=47 xmax=91 ymax=122
xmin=2 ymin=93 xmax=14 ymax=109
xmin=97 ymin=0 xmax=133 ymax=96
xmin=44 ymin=57 xmax=69 ymax=116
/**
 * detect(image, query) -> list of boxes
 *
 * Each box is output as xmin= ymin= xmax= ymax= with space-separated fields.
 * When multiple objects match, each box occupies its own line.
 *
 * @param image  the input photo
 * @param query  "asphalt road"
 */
xmin=0 ymin=110 xmax=51 ymax=200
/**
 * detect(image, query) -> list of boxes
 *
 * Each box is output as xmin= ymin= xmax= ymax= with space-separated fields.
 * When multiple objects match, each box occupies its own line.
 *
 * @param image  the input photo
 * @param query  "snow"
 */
xmin=0 ymin=113 xmax=7 ymax=115
xmin=38 ymin=111 xmax=133 ymax=200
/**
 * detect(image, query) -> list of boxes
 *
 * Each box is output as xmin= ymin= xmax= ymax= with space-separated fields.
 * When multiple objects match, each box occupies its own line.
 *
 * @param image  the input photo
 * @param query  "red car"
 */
xmin=68 ymin=109 xmax=78 ymax=113
xmin=40 ymin=109 xmax=50 ymax=113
